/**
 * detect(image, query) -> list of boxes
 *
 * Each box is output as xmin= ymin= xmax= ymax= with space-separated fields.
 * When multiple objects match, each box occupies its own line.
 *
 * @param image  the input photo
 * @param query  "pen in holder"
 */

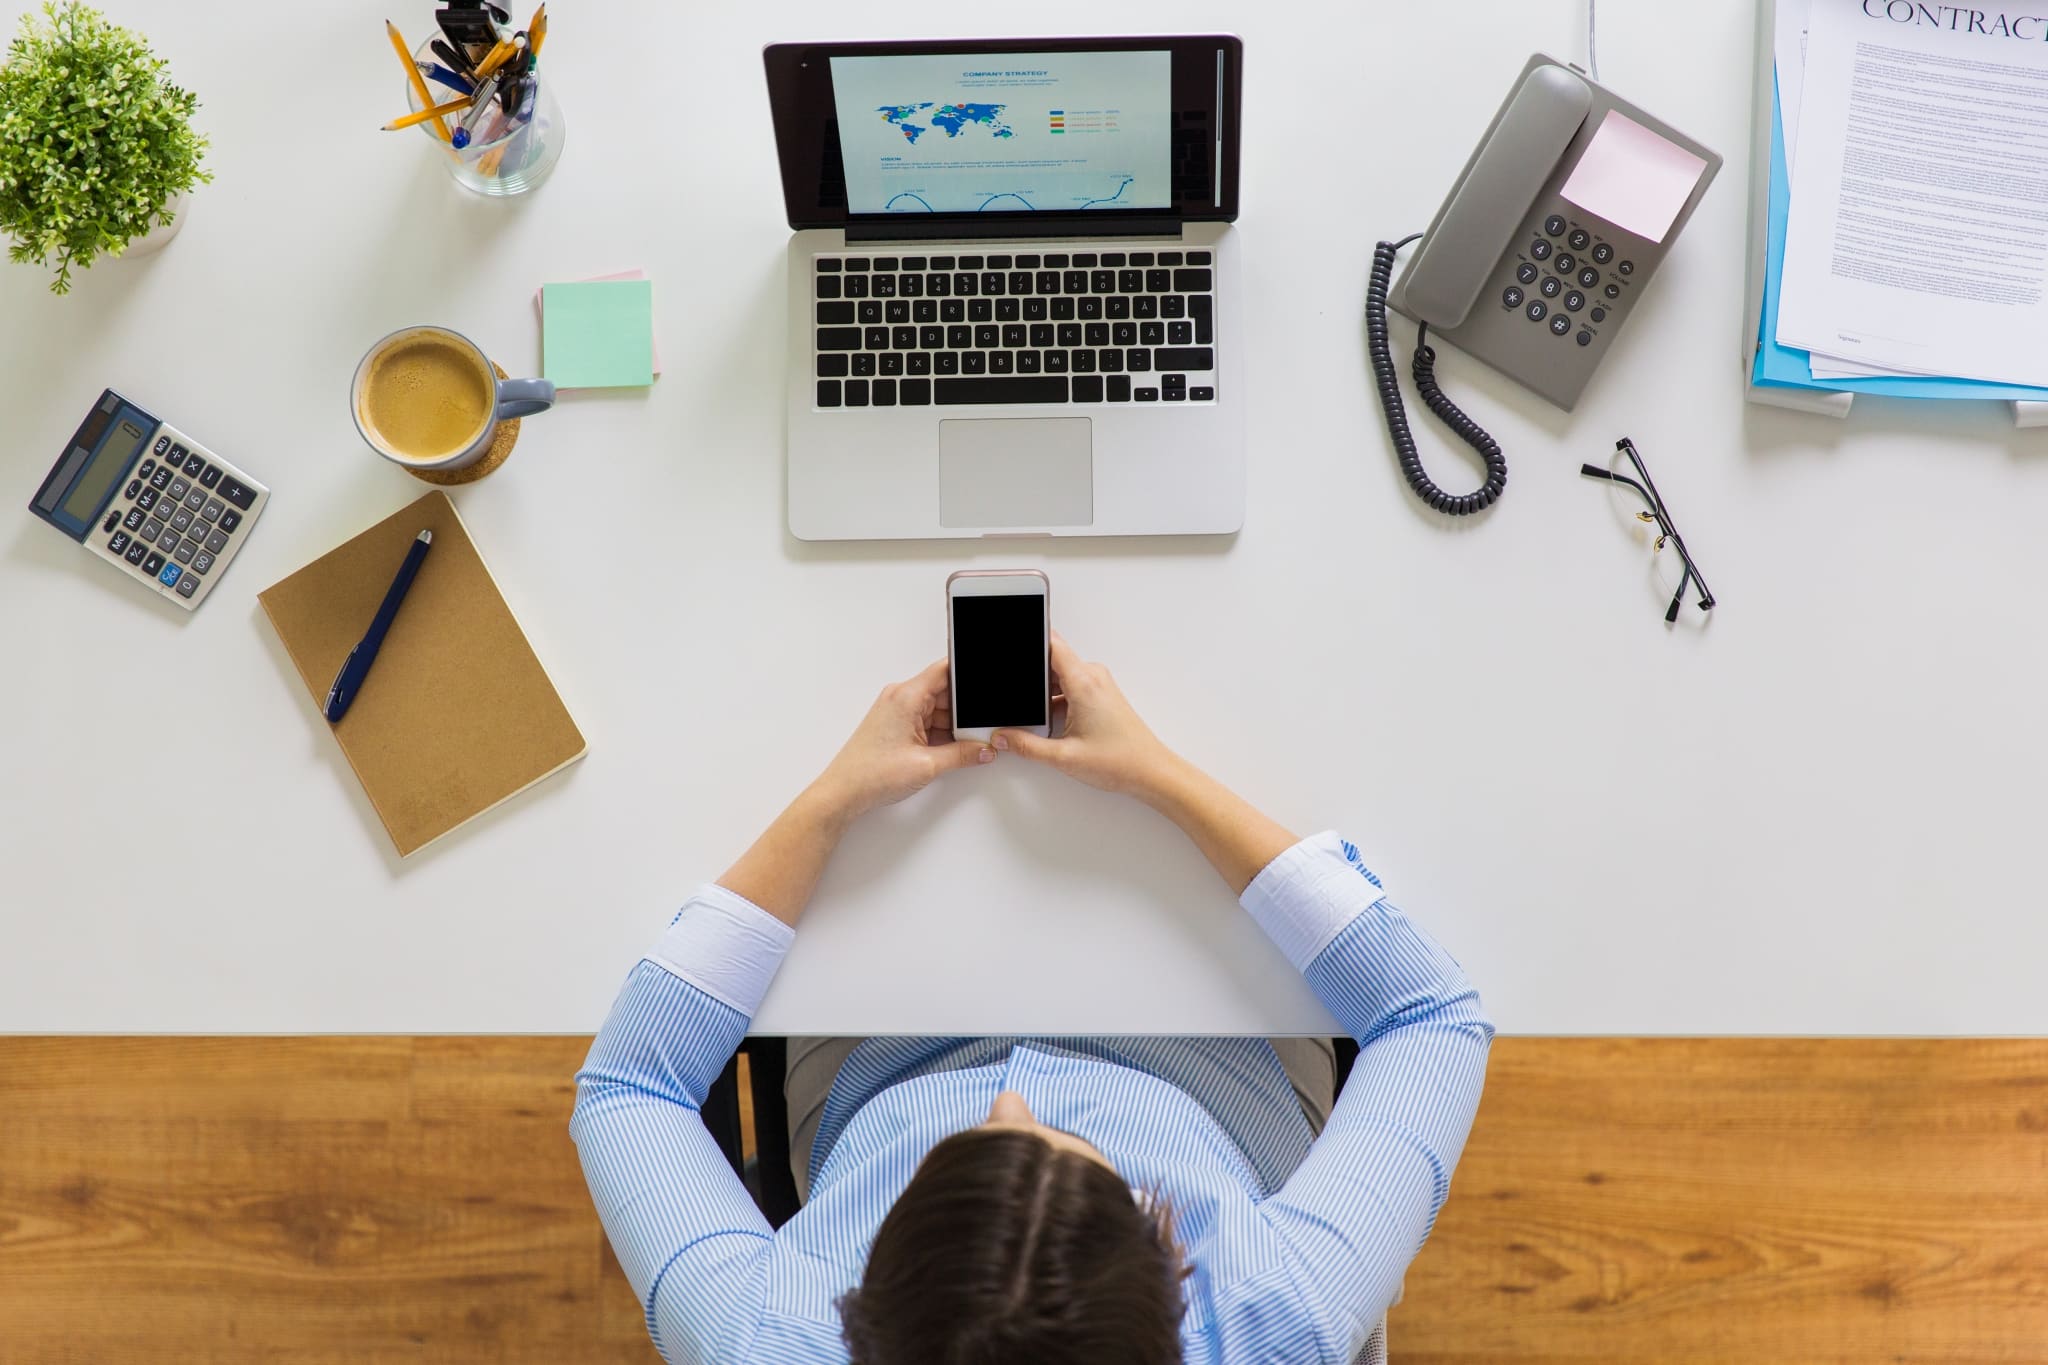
xmin=406 ymin=34 xmax=563 ymax=196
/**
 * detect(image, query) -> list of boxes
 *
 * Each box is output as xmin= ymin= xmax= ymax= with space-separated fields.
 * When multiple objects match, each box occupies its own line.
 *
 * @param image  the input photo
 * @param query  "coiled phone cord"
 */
xmin=1367 ymin=235 xmax=1508 ymax=516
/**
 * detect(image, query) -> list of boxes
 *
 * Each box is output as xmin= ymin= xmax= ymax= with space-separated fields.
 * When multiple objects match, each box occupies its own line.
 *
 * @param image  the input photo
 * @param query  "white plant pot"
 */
xmin=118 ymin=191 xmax=187 ymax=260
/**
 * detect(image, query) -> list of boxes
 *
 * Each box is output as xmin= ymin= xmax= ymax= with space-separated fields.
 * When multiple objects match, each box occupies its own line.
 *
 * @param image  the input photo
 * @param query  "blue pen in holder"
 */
xmin=407 ymin=36 xmax=563 ymax=196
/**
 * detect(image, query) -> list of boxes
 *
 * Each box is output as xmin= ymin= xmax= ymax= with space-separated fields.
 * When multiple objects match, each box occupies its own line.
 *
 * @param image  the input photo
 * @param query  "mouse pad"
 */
xmin=940 ymin=418 xmax=1093 ymax=528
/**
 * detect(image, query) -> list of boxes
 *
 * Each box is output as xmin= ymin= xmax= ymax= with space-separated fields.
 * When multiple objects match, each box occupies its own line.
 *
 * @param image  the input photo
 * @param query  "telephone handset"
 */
xmin=1370 ymin=54 xmax=1721 ymax=514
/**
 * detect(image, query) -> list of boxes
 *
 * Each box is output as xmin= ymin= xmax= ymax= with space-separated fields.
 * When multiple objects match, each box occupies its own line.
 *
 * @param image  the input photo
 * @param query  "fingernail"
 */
xmin=992 ymin=734 xmax=1010 ymax=751
xmin=978 ymin=746 xmax=995 ymax=764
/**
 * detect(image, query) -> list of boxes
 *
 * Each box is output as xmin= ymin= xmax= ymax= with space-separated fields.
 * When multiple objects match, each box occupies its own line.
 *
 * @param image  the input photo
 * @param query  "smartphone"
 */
xmin=946 ymin=570 xmax=1051 ymax=742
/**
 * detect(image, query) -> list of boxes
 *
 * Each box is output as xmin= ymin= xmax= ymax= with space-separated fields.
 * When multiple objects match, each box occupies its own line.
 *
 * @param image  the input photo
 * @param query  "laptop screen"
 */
xmin=826 ymin=50 xmax=1173 ymax=215
xmin=765 ymin=36 xmax=1241 ymax=232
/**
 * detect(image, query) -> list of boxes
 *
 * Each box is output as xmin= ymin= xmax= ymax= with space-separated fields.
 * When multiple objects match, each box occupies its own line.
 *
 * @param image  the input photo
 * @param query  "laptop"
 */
xmin=765 ymin=36 xmax=1244 ymax=540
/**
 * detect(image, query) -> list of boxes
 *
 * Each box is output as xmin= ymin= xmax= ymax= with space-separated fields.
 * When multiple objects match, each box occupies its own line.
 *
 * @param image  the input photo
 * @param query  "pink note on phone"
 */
xmin=535 ymin=270 xmax=662 ymax=375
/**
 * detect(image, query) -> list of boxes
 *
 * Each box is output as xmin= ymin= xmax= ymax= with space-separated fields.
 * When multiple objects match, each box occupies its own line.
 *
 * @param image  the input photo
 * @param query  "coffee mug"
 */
xmin=350 ymin=325 xmax=555 ymax=472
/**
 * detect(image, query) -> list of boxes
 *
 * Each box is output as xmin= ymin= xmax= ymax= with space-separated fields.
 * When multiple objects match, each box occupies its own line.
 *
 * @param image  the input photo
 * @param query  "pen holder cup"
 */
xmin=408 ymin=37 xmax=563 ymax=197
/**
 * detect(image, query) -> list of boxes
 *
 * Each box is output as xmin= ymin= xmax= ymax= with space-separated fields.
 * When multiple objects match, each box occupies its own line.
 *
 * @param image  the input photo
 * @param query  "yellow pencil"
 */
xmin=474 ymin=36 xmax=518 ymax=80
xmin=527 ymin=4 xmax=547 ymax=58
xmin=383 ymin=94 xmax=472 ymax=132
xmin=386 ymin=20 xmax=452 ymax=143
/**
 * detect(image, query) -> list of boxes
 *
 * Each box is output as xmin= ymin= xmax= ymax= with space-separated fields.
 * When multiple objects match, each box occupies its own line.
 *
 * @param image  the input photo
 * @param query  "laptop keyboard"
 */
xmin=813 ymin=248 xmax=1216 ymax=408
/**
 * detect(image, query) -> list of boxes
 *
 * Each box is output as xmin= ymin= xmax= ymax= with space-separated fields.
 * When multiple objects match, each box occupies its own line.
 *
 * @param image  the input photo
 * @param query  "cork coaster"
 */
xmin=407 ymin=362 xmax=521 ymax=485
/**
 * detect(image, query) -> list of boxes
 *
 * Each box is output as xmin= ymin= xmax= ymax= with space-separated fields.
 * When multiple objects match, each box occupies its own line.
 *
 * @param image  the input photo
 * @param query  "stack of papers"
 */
xmin=1761 ymin=0 xmax=2048 ymax=401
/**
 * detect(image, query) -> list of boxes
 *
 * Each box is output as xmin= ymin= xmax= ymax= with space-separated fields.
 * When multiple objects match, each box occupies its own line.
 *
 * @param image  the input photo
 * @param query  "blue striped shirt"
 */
xmin=572 ymin=831 xmax=1493 ymax=1364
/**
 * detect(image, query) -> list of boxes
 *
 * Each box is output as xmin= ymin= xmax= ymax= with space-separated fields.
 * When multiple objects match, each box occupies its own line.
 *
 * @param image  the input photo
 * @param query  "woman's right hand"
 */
xmin=992 ymin=633 xmax=1180 ymax=798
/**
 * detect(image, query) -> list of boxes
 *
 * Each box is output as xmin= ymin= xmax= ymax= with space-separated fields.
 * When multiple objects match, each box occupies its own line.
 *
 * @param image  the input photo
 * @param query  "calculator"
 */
xmin=28 ymin=389 xmax=269 ymax=611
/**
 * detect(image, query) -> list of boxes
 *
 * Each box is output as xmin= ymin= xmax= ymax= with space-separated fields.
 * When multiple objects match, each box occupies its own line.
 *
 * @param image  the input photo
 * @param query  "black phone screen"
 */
xmin=951 ymin=592 xmax=1046 ymax=729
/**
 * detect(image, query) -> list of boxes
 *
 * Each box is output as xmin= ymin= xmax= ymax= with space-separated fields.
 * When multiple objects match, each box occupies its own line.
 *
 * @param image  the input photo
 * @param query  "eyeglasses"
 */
xmin=1579 ymin=437 xmax=1715 ymax=623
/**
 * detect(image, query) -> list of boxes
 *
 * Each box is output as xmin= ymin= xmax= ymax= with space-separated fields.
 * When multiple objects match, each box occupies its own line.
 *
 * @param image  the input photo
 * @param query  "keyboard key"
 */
xmin=981 ymin=271 xmax=1004 ymax=295
xmin=1029 ymin=323 xmax=1054 ymax=347
xmin=1063 ymin=271 xmax=1087 ymax=293
xmin=815 ymin=275 xmax=842 ymax=299
xmin=948 ymin=324 xmax=972 ymax=348
xmin=864 ymin=326 xmax=890 ymax=349
xmin=1043 ymin=350 xmax=1069 ymax=373
xmin=204 ymin=528 xmax=228 ymax=554
xmin=893 ymin=325 xmax=917 ymax=348
xmin=852 ymin=353 xmax=877 ymax=376
xmin=817 ymin=327 xmax=862 ymax=350
xmin=1071 ymin=350 xmax=1096 ymax=373
xmin=907 ymin=352 xmax=932 ymax=375
xmin=872 ymin=274 xmax=896 ymax=297
xmin=1168 ymin=320 xmax=1194 ymax=345
xmin=962 ymin=352 xmax=987 ymax=374
xmin=1002 ymin=324 xmax=1027 ymax=347
xmin=844 ymin=275 xmax=869 ymax=297
xmin=941 ymin=298 xmax=965 ymax=322
xmin=1078 ymin=297 xmax=1103 ymax=320
xmin=1127 ymin=349 xmax=1152 ymax=372
xmin=920 ymin=325 xmax=945 ymax=348
xmin=1015 ymin=254 xmax=1040 ymax=268
xmin=969 ymin=298 xmax=993 ymax=322
xmin=1130 ymin=251 xmax=1155 ymax=265
xmin=1073 ymin=252 xmax=1098 ymax=267
xmin=914 ymin=299 xmax=938 ymax=322
xmin=936 ymin=376 xmax=1069 ymax=404
xmin=1133 ymin=295 xmax=1158 ymax=318
xmin=1043 ymin=253 xmax=1069 ymax=267
xmin=990 ymin=351 xmax=1014 ymax=374
xmin=872 ymin=257 xmax=898 ymax=271
xmin=1188 ymin=250 xmax=1212 ymax=265
xmin=818 ymin=353 xmax=850 ymax=377
xmin=1023 ymin=297 xmax=1048 ymax=320
xmin=927 ymin=273 xmax=951 ymax=296
xmin=996 ymin=298 xmax=1020 ymax=321
xmin=1036 ymin=271 xmax=1061 ymax=294
xmin=1161 ymin=295 xmax=1187 ymax=318
xmin=954 ymin=273 xmax=977 ymax=295
xmin=1098 ymin=350 xmax=1124 ymax=372
xmin=901 ymin=378 xmax=932 ymax=405
xmin=1101 ymin=296 xmax=1127 ymax=320
xmin=902 ymin=256 xmax=928 ymax=270
xmin=1072 ymin=375 xmax=1105 ymax=402
xmin=935 ymin=352 xmax=960 ymax=374
xmin=1145 ymin=268 xmax=1171 ymax=291
xmin=1102 ymin=252 xmax=1126 ymax=266
xmin=1112 ymin=321 xmax=1137 ymax=346
xmin=1191 ymin=386 xmax=1215 ymax=401
xmin=987 ymin=254 xmax=1012 ymax=269
xmin=844 ymin=258 xmax=870 ymax=271
xmin=886 ymin=300 xmax=910 ymax=323
xmin=1091 ymin=270 xmax=1115 ymax=292
xmin=817 ymin=302 xmax=855 ymax=324
xmin=873 ymin=378 xmax=898 ymax=406
xmin=1155 ymin=346 xmax=1213 ymax=371
xmin=1051 ymin=298 xmax=1076 ymax=320
xmin=1058 ymin=323 xmax=1082 ymax=347
xmin=1108 ymin=375 xmax=1132 ymax=401
xmin=1008 ymin=272 xmax=1032 ymax=294
xmin=176 ymin=573 xmax=199 ymax=598
xmin=1017 ymin=350 xmax=1041 ymax=373
xmin=1190 ymin=295 xmax=1214 ymax=344
xmin=959 ymin=255 xmax=984 ymax=269
xmin=930 ymin=255 xmax=956 ymax=269
xmin=1163 ymin=373 xmax=1188 ymax=399
xmin=1159 ymin=251 xmax=1184 ymax=265
xmin=879 ymin=353 xmax=904 ymax=376
xmin=845 ymin=379 xmax=870 ymax=407
xmin=1140 ymin=321 xmax=1166 ymax=346
xmin=1135 ymin=387 xmax=1159 ymax=401
xmin=219 ymin=509 xmax=242 ymax=533
xmin=1085 ymin=322 xmax=1110 ymax=347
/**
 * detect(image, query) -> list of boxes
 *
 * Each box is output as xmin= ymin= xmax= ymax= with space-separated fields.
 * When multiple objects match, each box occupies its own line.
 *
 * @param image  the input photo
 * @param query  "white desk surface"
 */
xmin=5 ymin=1 xmax=2043 ymax=1036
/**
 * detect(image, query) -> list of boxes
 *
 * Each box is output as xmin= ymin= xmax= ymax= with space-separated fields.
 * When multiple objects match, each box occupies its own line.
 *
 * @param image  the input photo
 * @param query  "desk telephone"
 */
xmin=1370 ymin=54 xmax=1721 ymax=514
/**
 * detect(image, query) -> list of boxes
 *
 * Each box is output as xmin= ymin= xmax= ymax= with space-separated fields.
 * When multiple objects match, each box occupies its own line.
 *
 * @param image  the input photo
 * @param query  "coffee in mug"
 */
xmin=351 ymin=326 xmax=555 ymax=472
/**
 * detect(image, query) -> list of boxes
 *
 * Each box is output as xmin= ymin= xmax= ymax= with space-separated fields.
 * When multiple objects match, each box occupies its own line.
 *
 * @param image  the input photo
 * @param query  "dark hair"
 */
xmin=838 ymin=1128 xmax=1186 ymax=1365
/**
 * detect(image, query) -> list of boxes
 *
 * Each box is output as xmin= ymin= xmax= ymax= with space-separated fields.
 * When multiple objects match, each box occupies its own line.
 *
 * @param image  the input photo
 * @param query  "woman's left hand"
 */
xmin=810 ymin=659 xmax=994 ymax=824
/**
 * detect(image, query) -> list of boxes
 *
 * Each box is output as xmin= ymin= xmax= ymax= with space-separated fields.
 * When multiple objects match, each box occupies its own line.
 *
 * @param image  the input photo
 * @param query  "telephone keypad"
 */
xmin=1510 ymin=212 xmax=1638 ymax=344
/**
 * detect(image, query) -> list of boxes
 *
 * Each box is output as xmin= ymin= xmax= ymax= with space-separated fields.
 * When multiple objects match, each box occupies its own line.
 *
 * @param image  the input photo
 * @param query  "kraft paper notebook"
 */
xmin=259 ymin=490 xmax=585 ymax=857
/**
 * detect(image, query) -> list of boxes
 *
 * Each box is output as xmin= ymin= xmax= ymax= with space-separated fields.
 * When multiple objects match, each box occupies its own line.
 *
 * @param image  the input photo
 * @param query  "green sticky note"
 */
xmin=542 ymin=280 xmax=655 ymax=388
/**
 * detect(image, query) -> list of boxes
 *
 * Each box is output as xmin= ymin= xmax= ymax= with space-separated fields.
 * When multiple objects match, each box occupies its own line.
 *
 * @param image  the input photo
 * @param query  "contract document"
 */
xmin=1776 ymin=0 xmax=2048 ymax=386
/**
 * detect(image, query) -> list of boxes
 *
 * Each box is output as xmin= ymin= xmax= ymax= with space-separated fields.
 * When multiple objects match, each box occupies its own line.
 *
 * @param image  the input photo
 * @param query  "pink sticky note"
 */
xmin=1559 ymin=110 xmax=1708 ymax=244
xmin=536 ymin=270 xmax=662 ymax=375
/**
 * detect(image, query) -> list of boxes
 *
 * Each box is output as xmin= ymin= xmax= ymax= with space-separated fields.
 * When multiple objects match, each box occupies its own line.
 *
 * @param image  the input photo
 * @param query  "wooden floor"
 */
xmin=1 ymin=1039 xmax=2042 ymax=1365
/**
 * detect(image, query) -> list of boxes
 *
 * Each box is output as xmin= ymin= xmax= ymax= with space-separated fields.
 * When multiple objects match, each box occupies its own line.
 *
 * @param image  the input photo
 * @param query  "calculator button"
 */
xmin=200 ymin=499 xmax=223 ymax=524
xmin=1567 ymin=228 xmax=1591 ymax=251
xmin=217 ymin=476 xmax=257 ymax=511
xmin=1618 ymin=260 xmax=1635 ymax=276
xmin=123 ymin=508 xmax=145 ymax=532
xmin=176 ymin=574 xmax=199 ymax=598
xmin=159 ymin=563 xmax=181 ymax=588
xmin=153 ymin=436 xmax=171 ymax=456
xmin=174 ymin=539 xmax=198 ymax=564
xmin=149 ymin=466 xmax=172 ymax=491
xmin=218 ymin=509 xmax=242 ymax=533
xmin=170 ymin=507 xmax=194 ymax=533
xmin=1539 ymin=276 xmax=1561 ymax=299
xmin=1530 ymin=239 xmax=1552 ymax=260
xmin=168 ymin=442 xmax=187 ymax=462
xmin=181 ymin=451 xmax=205 ymax=477
xmin=102 ymin=512 xmax=121 ymax=534
xmin=136 ymin=487 xmax=158 ymax=512
xmin=1591 ymin=307 xmax=1609 ymax=323
xmin=1556 ymin=253 xmax=1576 ymax=274
xmin=127 ymin=541 xmax=149 ymax=567
xmin=1543 ymin=214 xmax=1566 ymax=237
xmin=167 ymin=477 xmax=189 ymax=500
xmin=139 ymin=459 xmax=156 ymax=478
xmin=183 ymin=488 xmax=206 ymax=512
xmin=142 ymin=518 xmax=163 ymax=540
xmin=1550 ymin=315 xmax=1572 ymax=336
xmin=204 ymin=528 xmax=228 ymax=554
xmin=1591 ymin=243 xmax=1614 ymax=265
xmin=125 ymin=479 xmax=142 ymax=500
xmin=157 ymin=528 xmax=181 ymax=553
xmin=198 ymin=464 xmax=222 ymax=490
xmin=107 ymin=531 xmax=131 ymax=556
xmin=143 ymin=551 xmax=164 ymax=574
xmin=1580 ymin=268 xmax=1600 ymax=290
xmin=1526 ymin=300 xmax=1548 ymax=321
xmin=1565 ymin=291 xmax=1586 ymax=312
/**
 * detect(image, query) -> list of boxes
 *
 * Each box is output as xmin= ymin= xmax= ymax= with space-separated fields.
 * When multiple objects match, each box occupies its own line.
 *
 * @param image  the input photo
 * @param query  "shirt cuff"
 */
xmin=1239 ymin=830 xmax=1389 ymax=972
xmin=644 ymin=883 xmax=796 ymax=1016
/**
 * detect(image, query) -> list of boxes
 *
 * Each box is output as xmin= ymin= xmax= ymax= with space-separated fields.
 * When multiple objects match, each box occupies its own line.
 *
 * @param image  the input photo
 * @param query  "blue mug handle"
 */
xmin=496 ymin=377 xmax=556 ymax=421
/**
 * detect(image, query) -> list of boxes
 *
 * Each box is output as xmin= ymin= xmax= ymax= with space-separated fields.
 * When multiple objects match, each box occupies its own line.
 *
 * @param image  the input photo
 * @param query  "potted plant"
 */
xmin=0 ymin=1 xmax=211 ymax=293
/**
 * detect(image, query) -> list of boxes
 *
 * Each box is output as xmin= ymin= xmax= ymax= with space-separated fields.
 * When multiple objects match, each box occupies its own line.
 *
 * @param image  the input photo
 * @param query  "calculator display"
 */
xmin=60 ymin=419 xmax=146 ymax=522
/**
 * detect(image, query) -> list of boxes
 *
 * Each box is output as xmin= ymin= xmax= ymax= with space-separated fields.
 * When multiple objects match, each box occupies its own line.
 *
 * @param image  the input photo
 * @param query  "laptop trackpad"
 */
xmin=939 ymin=418 xmax=1093 ymax=529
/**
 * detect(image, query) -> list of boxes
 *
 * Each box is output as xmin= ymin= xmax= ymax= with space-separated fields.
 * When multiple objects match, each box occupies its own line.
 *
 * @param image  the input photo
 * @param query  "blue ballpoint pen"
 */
xmin=324 ymin=529 xmax=432 ymax=724
xmin=416 ymin=61 xmax=475 ymax=96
